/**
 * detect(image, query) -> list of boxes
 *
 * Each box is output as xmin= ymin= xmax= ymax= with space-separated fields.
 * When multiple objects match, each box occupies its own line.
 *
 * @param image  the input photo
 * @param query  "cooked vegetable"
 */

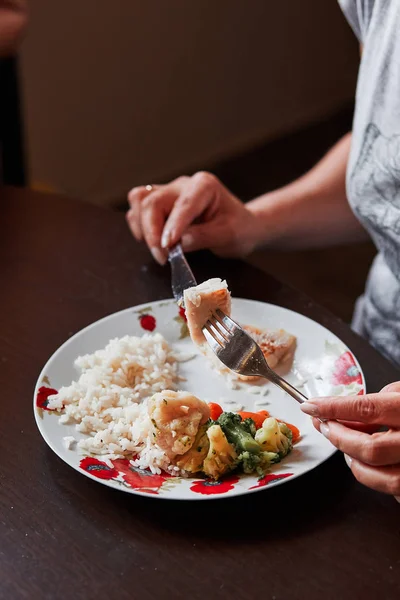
xmin=208 ymin=402 xmax=223 ymax=421
xmin=171 ymin=409 xmax=297 ymax=480
xmin=216 ymin=412 xmax=281 ymax=476
xmin=279 ymin=420 xmax=300 ymax=443
xmin=241 ymin=417 xmax=257 ymax=437
xmin=218 ymin=412 xmax=261 ymax=455
xmin=237 ymin=410 xmax=270 ymax=430
xmin=239 ymin=449 xmax=280 ymax=475
xmin=175 ymin=423 xmax=210 ymax=473
xmin=202 ymin=424 xmax=238 ymax=479
xmin=255 ymin=417 xmax=293 ymax=458
xmin=257 ymin=410 xmax=270 ymax=420
xmin=218 ymin=412 xmax=280 ymax=475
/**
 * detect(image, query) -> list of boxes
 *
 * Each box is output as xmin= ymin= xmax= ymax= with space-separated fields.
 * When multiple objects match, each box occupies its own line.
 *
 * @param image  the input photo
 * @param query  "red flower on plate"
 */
xmin=249 ymin=473 xmax=293 ymax=490
xmin=80 ymin=457 xmax=118 ymax=480
xmin=190 ymin=474 xmax=240 ymax=495
xmin=36 ymin=386 xmax=59 ymax=410
xmin=111 ymin=459 xmax=171 ymax=490
xmin=332 ymin=351 xmax=363 ymax=387
xmin=174 ymin=306 xmax=189 ymax=339
xmin=139 ymin=314 xmax=156 ymax=332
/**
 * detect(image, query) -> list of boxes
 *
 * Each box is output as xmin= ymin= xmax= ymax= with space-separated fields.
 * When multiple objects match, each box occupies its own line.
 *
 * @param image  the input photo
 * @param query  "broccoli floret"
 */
xmin=216 ymin=412 xmax=279 ymax=476
xmin=217 ymin=412 xmax=260 ymax=455
xmin=203 ymin=412 xmax=290 ymax=478
xmin=241 ymin=417 xmax=257 ymax=437
xmin=239 ymin=450 xmax=280 ymax=475
xmin=202 ymin=424 xmax=238 ymax=480
xmin=255 ymin=417 xmax=293 ymax=458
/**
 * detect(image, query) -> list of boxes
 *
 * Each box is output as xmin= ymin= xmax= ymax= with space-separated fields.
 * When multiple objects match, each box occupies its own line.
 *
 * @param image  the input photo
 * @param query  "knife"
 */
xmin=168 ymin=243 xmax=197 ymax=306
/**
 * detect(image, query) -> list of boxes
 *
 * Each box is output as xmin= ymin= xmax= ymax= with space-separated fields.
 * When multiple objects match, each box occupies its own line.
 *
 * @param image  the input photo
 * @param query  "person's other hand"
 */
xmin=301 ymin=382 xmax=400 ymax=501
xmin=126 ymin=172 xmax=260 ymax=264
xmin=0 ymin=1 xmax=28 ymax=56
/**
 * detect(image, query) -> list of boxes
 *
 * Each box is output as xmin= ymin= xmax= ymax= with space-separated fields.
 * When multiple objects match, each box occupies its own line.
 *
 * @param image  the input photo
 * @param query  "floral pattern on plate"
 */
xmin=249 ymin=473 xmax=293 ymax=490
xmin=190 ymin=475 xmax=240 ymax=495
xmin=327 ymin=341 xmax=364 ymax=396
xmin=80 ymin=457 xmax=175 ymax=495
xmin=36 ymin=384 xmax=60 ymax=419
xmin=173 ymin=306 xmax=189 ymax=339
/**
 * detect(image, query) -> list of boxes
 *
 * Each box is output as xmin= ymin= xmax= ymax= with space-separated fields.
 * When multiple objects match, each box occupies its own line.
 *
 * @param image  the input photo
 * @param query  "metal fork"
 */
xmin=203 ymin=309 xmax=307 ymax=404
xmin=168 ymin=242 xmax=306 ymax=404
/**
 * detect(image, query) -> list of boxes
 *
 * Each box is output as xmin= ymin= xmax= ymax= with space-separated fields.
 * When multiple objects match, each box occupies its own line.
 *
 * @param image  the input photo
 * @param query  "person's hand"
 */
xmin=300 ymin=382 xmax=400 ymax=501
xmin=0 ymin=0 xmax=28 ymax=56
xmin=126 ymin=172 xmax=261 ymax=264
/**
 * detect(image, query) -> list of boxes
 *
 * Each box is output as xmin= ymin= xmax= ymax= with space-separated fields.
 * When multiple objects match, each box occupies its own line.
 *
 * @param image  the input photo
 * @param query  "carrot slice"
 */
xmin=257 ymin=410 xmax=270 ymax=419
xmin=208 ymin=402 xmax=223 ymax=421
xmin=237 ymin=411 xmax=269 ymax=429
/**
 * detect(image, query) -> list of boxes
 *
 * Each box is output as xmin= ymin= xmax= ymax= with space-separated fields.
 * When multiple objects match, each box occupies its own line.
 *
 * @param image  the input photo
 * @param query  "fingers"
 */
xmin=162 ymin=172 xmax=220 ymax=248
xmin=127 ymin=181 xmax=183 ymax=264
xmin=301 ymin=392 xmax=400 ymax=427
xmin=380 ymin=381 xmax=400 ymax=394
xmin=140 ymin=189 xmax=177 ymax=264
xmin=344 ymin=456 xmax=400 ymax=496
xmin=316 ymin=420 xmax=400 ymax=466
xmin=311 ymin=417 xmax=379 ymax=434
xmin=181 ymin=221 xmax=228 ymax=253
xmin=127 ymin=185 xmax=152 ymax=240
xmin=127 ymin=172 xmax=228 ymax=260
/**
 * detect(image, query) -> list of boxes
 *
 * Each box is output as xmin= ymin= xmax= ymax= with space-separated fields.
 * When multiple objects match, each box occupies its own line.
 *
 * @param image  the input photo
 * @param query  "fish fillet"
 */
xmin=242 ymin=325 xmax=296 ymax=377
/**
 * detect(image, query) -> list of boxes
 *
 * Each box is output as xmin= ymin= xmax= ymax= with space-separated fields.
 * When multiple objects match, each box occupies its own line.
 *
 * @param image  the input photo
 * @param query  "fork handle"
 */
xmin=263 ymin=369 xmax=308 ymax=404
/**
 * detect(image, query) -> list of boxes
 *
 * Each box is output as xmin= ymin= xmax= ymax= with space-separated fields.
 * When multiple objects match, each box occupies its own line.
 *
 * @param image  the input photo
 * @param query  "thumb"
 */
xmin=181 ymin=222 xmax=227 ymax=252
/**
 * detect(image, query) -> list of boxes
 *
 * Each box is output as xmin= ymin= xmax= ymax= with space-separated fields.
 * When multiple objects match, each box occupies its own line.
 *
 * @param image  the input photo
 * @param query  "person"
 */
xmin=0 ymin=0 xmax=27 ymax=57
xmin=126 ymin=1 xmax=400 ymax=501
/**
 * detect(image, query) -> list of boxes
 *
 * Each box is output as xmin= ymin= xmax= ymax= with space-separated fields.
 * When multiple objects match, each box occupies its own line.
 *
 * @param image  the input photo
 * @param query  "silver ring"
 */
xmin=145 ymin=184 xmax=153 ymax=192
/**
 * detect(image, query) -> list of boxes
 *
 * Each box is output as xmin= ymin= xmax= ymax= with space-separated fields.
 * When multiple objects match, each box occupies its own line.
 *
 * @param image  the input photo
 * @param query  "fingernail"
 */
xmin=150 ymin=247 xmax=167 ymax=265
xmin=181 ymin=233 xmax=194 ymax=249
xmin=395 ymin=496 xmax=400 ymax=504
xmin=300 ymin=402 xmax=319 ymax=417
xmin=161 ymin=229 xmax=171 ymax=249
xmin=344 ymin=454 xmax=352 ymax=468
xmin=320 ymin=422 xmax=330 ymax=439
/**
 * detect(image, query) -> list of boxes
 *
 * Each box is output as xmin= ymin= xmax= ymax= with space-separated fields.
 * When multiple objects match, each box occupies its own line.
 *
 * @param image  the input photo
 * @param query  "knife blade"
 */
xmin=168 ymin=243 xmax=197 ymax=306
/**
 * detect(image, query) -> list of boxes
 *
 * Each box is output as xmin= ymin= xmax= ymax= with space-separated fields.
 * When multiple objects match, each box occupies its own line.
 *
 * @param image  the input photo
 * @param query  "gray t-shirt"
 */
xmin=339 ymin=0 xmax=400 ymax=366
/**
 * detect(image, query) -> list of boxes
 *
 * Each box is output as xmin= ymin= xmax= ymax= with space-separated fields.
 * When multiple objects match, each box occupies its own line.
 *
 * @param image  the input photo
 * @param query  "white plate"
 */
xmin=34 ymin=298 xmax=366 ymax=500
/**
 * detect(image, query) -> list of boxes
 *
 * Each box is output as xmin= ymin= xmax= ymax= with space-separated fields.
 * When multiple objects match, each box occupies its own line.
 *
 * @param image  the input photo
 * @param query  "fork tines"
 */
xmin=203 ymin=310 xmax=237 ymax=347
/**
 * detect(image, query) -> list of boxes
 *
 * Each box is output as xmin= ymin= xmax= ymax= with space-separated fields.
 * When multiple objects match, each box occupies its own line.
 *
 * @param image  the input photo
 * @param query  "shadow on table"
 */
xmin=48 ymin=449 xmax=356 ymax=543
xmin=125 ymin=453 xmax=354 ymax=542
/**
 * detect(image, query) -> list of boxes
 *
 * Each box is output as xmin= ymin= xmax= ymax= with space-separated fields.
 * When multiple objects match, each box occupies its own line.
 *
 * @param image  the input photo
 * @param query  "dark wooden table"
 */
xmin=1 ymin=187 xmax=399 ymax=600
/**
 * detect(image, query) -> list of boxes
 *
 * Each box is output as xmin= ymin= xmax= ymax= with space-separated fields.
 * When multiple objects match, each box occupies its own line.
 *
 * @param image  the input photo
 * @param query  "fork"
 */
xmin=203 ymin=309 xmax=307 ymax=404
xmin=168 ymin=243 xmax=307 ymax=404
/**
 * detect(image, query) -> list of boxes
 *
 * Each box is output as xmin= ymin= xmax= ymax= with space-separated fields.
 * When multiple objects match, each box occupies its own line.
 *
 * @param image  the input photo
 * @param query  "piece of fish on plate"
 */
xmin=243 ymin=325 xmax=296 ymax=371
xmin=183 ymin=278 xmax=296 ymax=381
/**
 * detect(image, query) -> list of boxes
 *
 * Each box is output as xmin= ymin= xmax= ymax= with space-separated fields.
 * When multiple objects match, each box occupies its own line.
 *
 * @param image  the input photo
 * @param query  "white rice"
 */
xmin=47 ymin=333 xmax=189 ymax=473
